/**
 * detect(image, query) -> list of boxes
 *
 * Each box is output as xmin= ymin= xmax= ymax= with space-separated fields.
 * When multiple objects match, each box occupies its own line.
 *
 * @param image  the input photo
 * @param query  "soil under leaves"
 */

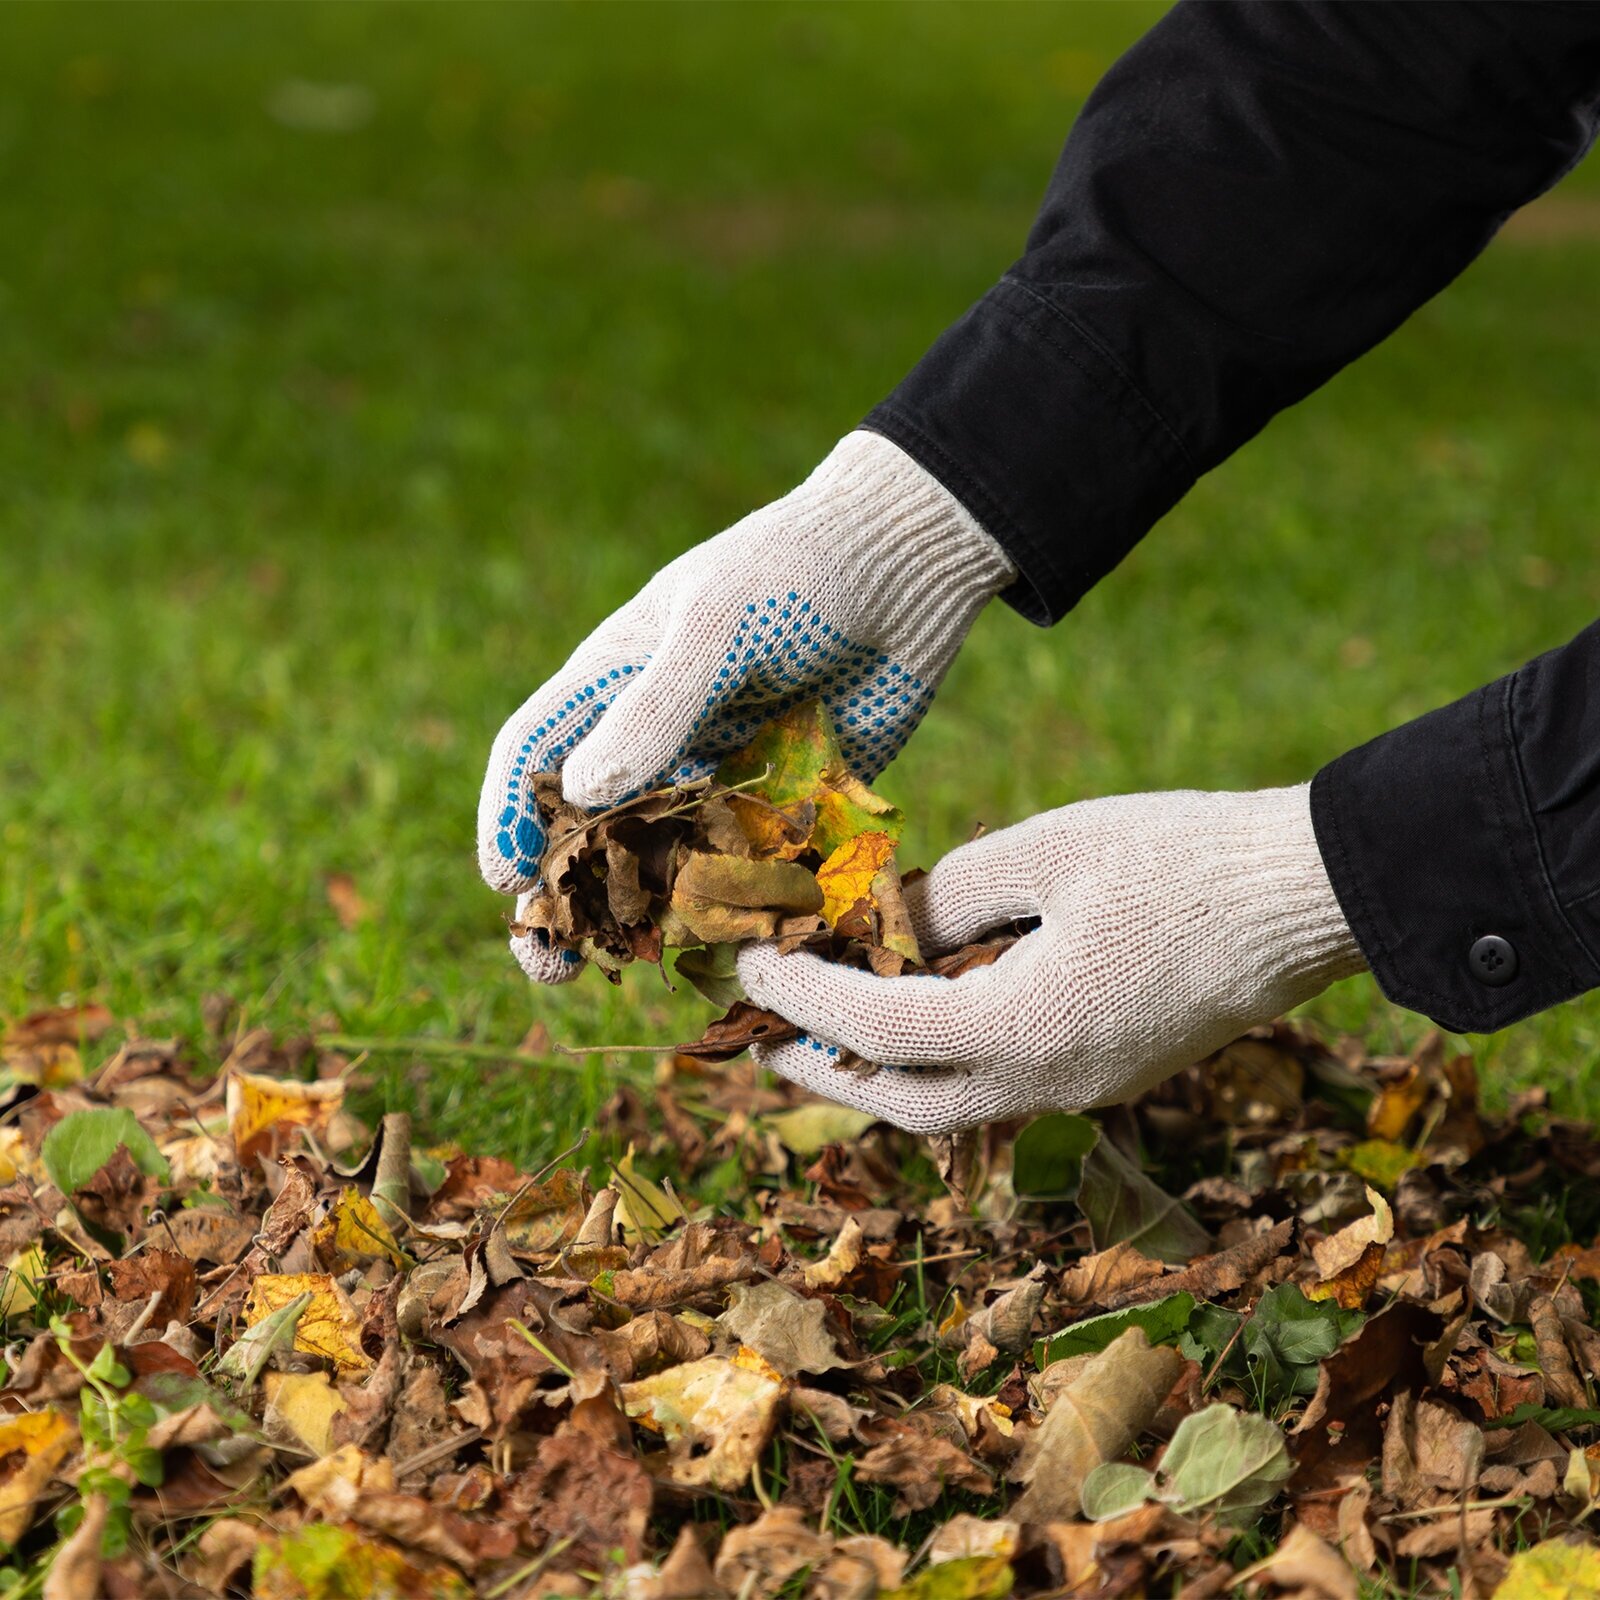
xmin=1 ymin=1006 xmax=1599 ymax=1597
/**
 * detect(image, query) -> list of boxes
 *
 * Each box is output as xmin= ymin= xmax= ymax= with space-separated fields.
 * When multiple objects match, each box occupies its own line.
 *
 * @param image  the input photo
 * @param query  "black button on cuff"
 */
xmin=1468 ymin=934 xmax=1518 ymax=987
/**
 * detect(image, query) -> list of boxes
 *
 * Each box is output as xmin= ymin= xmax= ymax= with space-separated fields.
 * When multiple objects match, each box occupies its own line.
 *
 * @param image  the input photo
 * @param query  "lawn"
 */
xmin=4 ymin=0 xmax=1600 ymax=1167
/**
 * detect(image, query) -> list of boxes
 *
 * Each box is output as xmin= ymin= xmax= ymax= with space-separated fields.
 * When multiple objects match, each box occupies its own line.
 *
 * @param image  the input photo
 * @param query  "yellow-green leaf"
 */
xmin=1493 ymin=1539 xmax=1600 ymax=1599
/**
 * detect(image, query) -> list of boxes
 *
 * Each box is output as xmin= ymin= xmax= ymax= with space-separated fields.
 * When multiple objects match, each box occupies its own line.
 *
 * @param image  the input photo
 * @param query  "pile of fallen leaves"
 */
xmin=3 ymin=1001 xmax=1600 ymax=1598
xmin=517 ymin=702 xmax=1023 ymax=1066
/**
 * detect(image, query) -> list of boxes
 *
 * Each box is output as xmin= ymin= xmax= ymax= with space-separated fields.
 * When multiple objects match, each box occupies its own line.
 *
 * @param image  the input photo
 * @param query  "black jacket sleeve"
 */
xmin=866 ymin=0 xmax=1600 ymax=627
xmin=863 ymin=0 xmax=1600 ymax=1036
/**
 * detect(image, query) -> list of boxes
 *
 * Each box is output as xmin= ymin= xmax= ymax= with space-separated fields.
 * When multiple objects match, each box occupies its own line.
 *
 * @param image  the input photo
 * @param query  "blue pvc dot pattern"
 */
xmin=493 ymin=597 xmax=932 ymax=877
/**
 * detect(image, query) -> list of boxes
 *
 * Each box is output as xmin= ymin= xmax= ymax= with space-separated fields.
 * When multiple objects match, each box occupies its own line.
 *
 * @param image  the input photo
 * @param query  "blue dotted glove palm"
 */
xmin=477 ymin=431 xmax=1015 ymax=982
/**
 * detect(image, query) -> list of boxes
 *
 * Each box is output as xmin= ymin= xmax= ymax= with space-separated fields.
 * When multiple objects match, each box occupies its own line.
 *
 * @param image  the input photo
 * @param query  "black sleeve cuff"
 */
xmin=863 ymin=278 xmax=1195 ymax=628
xmin=1311 ymin=632 xmax=1600 ymax=1034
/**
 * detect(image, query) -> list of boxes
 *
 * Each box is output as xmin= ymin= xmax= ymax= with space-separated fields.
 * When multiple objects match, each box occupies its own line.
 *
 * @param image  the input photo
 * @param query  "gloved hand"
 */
xmin=478 ymin=430 xmax=1016 ymax=982
xmin=737 ymin=784 xmax=1366 ymax=1133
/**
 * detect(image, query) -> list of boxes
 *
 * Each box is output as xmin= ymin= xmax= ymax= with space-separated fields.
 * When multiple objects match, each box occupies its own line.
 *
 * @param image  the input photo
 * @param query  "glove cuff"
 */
xmin=1236 ymin=784 xmax=1368 ymax=994
xmin=794 ymin=431 xmax=1017 ymax=646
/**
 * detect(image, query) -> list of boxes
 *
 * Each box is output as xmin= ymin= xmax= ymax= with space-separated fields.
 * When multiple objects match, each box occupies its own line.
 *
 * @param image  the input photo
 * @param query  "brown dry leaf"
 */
xmin=510 ymin=1413 xmax=654 ymax=1565
xmin=324 ymin=870 xmax=369 ymax=929
xmin=162 ymin=1206 xmax=255 ymax=1265
xmin=1311 ymin=1186 xmax=1394 ymax=1280
xmin=183 ymin=1518 xmax=261 ymax=1595
xmin=670 ymin=851 xmax=823 ymax=944
xmin=1058 ymin=1241 xmax=1169 ymax=1308
xmin=5 ymin=1003 xmax=115 ymax=1047
xmin=0 ymin=1409 xmax=76 ymax=1549
xmin=1234 ymin=1522 xmax=1359 ymax=1599
xmin=853 ymin=1428 xmax=994 ymax=1513
xmin=620 ymin=1354 xmax=784 ymax=1489
xmin=801 ymin=1214 xmax=864 ymax=1289
xmin=226 ymin=1070 xmax=344 ymax=1163
xmin=637 ymin=1526 xmax=726 ymax=1599
xmin=1529 ymin=1293 xmax=1588 ymax=1409
xmin=104 ymin=1248 xmax=196 ymax=1322
xmin=42 ymin=1488 xmax=106 ymax=1600
xmin=244 ymin=1272 xmax=372 ymax=1373
xmin=719 ymin=1280 xmax=847 ymax=1377
xmin=712 ymin=1505 xmax=833 ymax=1598
xmin=1207 ymin=1037 xmax=1305 ymax=1126
xmin=675 ymin=1001 xmax=800 ymax=1063
xmin=1012 ymin=1327 xmax=1185 ymax=1521
xmin=499 ymin=1166 xmax=589 ymax=1253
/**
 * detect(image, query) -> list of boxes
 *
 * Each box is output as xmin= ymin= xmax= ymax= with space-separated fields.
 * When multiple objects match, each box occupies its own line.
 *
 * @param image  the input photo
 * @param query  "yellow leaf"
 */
xmin=816 ymin=831 xmax=896 ymax=929
xmin=620 ymin=1354 xmax=784 ymax=1490
xmin=937 ymin=1292 xmax=970 ymax=1341
xmin=262 ymin=1371 xmax=348 ymax=1458
xmin=0 ymin=1041 xmax=84 ymax=1091
xmin=245 ymin=1273 xmax=371 ymax=1374
xmin=1367 ymin=1063 xmax=1430 ymax=1142
xmin=0 ymin=1409 xmax=75 ymax=1550
xmin=1493 ymin=1538 xmax=1600 ymax=1599
xmin=226 ymin=1071 xmax=345 ymax=1163
xmin=252 ymin=1523 xmax=471 ymax=1600
xmin=282 ymin=1443 xmax=394 ymax=1517
xmin=0 ymin=1244 xmax=47 ymax=1319
xmin=314 ymin=1188 xmax=406 ymax=1272
xmin=613 ymin=1147 xmax=682 ymax=1244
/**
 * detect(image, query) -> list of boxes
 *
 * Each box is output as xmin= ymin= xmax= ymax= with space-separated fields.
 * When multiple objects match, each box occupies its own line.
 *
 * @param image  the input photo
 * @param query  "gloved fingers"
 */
xmin=737 ymin=933 xmax=1052 ymax=1069
xmin=753 ymin=1035 xmax=995 ymax=1135
xmin=477 ymin=620 xmax=653 ymax=895
xmin=561 ymin=609 xmax=733 ymax=809
xmin=902 ymin=820 xmax=1045 ymax=955
xmin=509 ymin=891 xmax=583 ymax=986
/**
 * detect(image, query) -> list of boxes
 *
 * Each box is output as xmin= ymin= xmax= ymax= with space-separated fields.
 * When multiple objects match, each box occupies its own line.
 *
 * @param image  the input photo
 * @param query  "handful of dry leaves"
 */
xmin=514 ymin=701 xmax=1019 ymax=1064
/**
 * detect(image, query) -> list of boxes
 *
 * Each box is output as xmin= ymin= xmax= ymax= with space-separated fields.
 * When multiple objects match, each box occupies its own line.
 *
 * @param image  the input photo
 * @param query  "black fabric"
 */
xmin=1313 ymin=623 xmax=1600 ymax=1033
xmin=862 ymin=0 xmax=1600 ymax=1034
xmin=867 ymin=0 xmax=1600 ymax=625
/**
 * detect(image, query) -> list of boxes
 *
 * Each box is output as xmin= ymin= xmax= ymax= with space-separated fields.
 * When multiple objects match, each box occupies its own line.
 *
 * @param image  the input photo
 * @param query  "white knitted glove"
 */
xmin=737 ymin=785 xmax=1366 ymax=1133
xmin=478 ymin=430 xmax=1016 ymax=982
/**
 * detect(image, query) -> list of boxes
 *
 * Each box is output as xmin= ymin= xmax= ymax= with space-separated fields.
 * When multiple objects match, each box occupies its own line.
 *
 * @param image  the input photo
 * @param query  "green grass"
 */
xmin=4 ymin=1 xmax=1600 ymax=1164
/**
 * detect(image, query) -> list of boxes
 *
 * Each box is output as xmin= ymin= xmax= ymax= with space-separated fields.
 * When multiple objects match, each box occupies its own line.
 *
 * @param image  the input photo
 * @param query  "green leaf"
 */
xmin=1483 ymin=1402 xmax=1600 ymax=1433
xmin=1012 ymin=1113 xmax=1098 ymax=1200
xmin=1241 ymin=1284 xmax=1361 ymax=1402
xmin=86 ymin=1343 xmax=131 ymax=1389
xmin=123 ymin=1442 xmax=164 ymax=1488
xmin=1340 ymin=1138 xmax=1422 ymax=1189
xmin=409 ymin=1151 xmax=448 ymax=1196
xmin=1178 ymin=1303 xmax=1244 ymax=1368
xmin=673 ymin=943 xmax=747 ymax=1009
xmin=764 ymin=1103 xmax=878 ymax=1158
xmin=1153 ymin=1404 xmax=1294 ymax=1524
xmin=215 ymin=1291 xmax=312 ymax=1388
xmin=1080 ymin=1461 xmax=1157 ymax=1522
xmin=879 ymin=1555 xmax=1014 ymax=1600
xmin=141 ymin=1371 xmax=256 ymax=1436
xmin=1075 ymin=1130 xmax=1211 ymax=1264
xmin=1034 ymin=1293 xmax=1196 ymax=1367
xmin=42 ymin=1108 xmax=170 ymax=1197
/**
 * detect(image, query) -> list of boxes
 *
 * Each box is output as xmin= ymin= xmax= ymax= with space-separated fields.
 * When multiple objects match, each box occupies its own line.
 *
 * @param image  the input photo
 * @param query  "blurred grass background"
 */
xmin=4 ymin=1 xmax=1600 ymax=1161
